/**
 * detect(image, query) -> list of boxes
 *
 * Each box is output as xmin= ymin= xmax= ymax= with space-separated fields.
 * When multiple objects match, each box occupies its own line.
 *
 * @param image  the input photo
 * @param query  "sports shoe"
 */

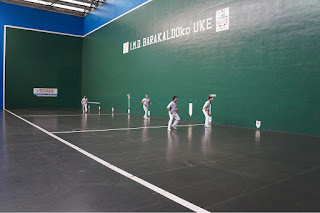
xmin=167 ymin=128 xmax=171 ymax=131
xmin=172 ymin=126 xmax=177 ymax=130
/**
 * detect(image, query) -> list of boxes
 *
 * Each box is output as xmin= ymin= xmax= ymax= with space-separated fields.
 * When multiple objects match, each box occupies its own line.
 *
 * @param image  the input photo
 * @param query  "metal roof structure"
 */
xmin=1 ymin=0 xmax=106 ymax=17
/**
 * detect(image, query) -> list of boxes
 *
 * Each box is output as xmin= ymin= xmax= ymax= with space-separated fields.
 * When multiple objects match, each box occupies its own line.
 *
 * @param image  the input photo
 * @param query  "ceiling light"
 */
xmin=59 ymin=0 xmax=94 ymax=8
xmin=23 ymin=0 xmax=51 ymax=6
xmin=53 ymin=3 xmax=85 ymax=12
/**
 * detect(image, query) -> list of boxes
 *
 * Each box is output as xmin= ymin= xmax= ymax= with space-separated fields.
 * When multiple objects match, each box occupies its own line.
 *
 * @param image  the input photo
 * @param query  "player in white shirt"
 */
xmin=81 ymin=96 xmax=88 ymax=113
xmin=141 ymin=94 xmax=152 ymax=119
xmin=167 ymin=96 xmax=180 ymax=131
xmin=203 ymin=96 xmax=213 ymax=128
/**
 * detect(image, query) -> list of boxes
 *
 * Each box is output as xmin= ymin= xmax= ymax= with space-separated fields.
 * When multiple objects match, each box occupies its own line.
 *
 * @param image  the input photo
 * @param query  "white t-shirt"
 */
xmin=203 ymin=100 xmax=211 ymax=111
xmin=82 ymin=98 xmax=88 ymax=105
xmin=142 ymin=98 xmax=150 ymax=107
xmin=167 ymin=101 xmax=177 ymax=113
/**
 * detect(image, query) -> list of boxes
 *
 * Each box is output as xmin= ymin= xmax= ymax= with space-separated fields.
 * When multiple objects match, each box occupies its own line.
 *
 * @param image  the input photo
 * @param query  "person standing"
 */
xmin=167 ymin=96 xmax=180 ymax=131
xmin=203 ymin=96 xmax=213 ymax=128
xmin=81 ymin=96 xmax=88 ymax=113
xmin=141 ymin=94 xmax=152 ymax=119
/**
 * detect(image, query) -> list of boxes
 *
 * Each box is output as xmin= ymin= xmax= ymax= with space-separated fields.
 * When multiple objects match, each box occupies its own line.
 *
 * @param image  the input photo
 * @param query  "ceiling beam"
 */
xmin=1 ymin=0 xmax=107 ymax=16
xmin=2 ymin=0 xmax=86 ymax=16
xmin=45 ymin=0 xmax=94 ymax=10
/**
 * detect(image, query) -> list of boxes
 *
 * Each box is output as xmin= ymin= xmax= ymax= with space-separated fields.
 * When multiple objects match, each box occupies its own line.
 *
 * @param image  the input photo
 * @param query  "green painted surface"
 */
xmin=5 ymin=28 xmax=82 ymax=108
xmin=82 ymin=0 xmax=320 ymax=136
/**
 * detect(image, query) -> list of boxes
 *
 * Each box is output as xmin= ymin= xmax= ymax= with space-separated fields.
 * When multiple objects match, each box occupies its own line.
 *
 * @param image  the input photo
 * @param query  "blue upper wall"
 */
xmin=0 ymin=2 xmax=83 ymax=36
xmin=1 ymin=0 xmax=150 ymax=109
xmin=83 ymin=0 xmax=150 ymax=35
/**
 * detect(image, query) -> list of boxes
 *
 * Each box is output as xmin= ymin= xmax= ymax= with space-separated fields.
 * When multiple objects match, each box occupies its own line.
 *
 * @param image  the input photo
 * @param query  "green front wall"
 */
xmin=5 ymin=28 xmax=82 ymax=108
xmin=82 ymin=0 xmax=320 ymax=136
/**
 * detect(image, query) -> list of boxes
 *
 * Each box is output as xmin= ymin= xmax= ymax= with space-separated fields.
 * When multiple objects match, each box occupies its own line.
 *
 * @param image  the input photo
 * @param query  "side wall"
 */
xmin=0 ymin=1 xmax=83 ymax=109
xmin=5 ymin=28 xmax=82 ymax=108
xmin=82 ymin=0 xmax=320 ymax=136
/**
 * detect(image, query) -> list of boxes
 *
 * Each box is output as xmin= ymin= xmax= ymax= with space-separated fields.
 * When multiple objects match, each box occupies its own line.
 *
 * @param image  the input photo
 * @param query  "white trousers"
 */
xmin=203 ymin=109 xmax=210 ymax=127
xmin=143 ymin=106 xmax=148 ymax=118
xmin=168 ymin=112 xmax=180 ymax=129
xmin=82 ymin=104 xmax=87 ymax=113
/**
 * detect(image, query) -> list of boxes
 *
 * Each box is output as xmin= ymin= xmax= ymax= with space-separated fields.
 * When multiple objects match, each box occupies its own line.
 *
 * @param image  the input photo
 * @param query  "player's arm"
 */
xmin=204 ymin=104 xmax=209 ymax=114
xmin=167 ymin=106 xmax=171 ymax=113
xmin=167 ymin=103 xmax=173 ymax=113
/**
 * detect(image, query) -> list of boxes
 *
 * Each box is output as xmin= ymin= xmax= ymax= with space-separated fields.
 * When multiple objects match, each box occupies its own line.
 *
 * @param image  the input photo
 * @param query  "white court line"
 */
xmin=21 ymin=113 xmax=125 ymax=117
xmin=51 ymin=123 xmax=204 ymax=134
xmin=3 ymin=26 xmax=7 ymax=109
xmin=4 ymin=25 xmax=82 ymax=37
xmin=5 ymin=109 xmax=210 ymax=213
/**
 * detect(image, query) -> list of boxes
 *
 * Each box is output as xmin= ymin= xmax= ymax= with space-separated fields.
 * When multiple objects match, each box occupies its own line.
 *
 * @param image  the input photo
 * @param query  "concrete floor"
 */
xmin=0 ymin=109 xmax=320 ymax=211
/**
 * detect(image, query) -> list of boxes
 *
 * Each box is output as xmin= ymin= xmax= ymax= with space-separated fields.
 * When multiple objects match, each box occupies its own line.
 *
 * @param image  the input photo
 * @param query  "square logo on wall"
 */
xmin=123 ymin=42 xmax=129 ymax=54
xmin=216 ymin=7 xmax=229 ymax=32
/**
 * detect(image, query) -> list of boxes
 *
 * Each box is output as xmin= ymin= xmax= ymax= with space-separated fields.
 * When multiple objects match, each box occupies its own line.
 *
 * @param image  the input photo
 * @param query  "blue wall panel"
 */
xmin=83 ymin=0 xmax=150 ymax=35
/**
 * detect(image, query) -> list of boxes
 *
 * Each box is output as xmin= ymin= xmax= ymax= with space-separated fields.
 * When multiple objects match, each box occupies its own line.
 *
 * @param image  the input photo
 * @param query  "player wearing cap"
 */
xmin=203 ymin=96 xmax=213 ymax=128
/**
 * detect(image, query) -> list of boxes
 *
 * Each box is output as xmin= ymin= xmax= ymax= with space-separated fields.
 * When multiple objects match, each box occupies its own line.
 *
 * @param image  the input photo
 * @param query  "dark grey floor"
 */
xmin=1 ymin=109 xmax=320 ymax=211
